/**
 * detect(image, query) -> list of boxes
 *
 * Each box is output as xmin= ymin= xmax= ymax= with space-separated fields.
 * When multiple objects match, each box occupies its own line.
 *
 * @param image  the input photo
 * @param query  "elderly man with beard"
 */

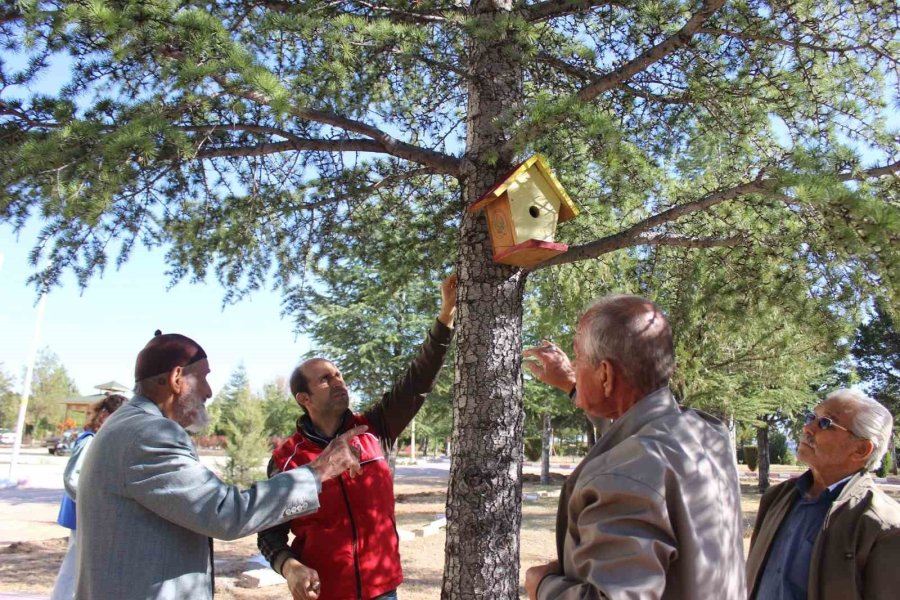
xmin=75 ymin=332 xmax=365 ymax=600
xmin=746 ymin=389 xmax=900 ymax=600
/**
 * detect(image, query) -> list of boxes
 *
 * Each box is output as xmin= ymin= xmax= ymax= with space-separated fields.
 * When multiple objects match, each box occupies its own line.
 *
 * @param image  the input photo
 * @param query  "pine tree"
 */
xmin=217 ymin=366 xmax=269 ymax=487
xmin=2 ymin=3 xmax=897 ymax=596
xmin=29 ymin=349 xmax=78 ymax=438
xmin=260 ymin=377 xmax=297 ymax=438
xmin=0 ymin=366 xmax=19 ymax=429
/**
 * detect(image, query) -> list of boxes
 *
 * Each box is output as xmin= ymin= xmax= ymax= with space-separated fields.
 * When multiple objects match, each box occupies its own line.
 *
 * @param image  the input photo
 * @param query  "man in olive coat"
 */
xmin=746 ymin=388 xmax=900 ymax=600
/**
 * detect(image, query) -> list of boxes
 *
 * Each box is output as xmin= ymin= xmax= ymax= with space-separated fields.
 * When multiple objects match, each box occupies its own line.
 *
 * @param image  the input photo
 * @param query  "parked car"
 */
xmin=45 ymin=429 xmax=80 ymax=455
xmin=0 ymin=429 xmax=17 ymax=445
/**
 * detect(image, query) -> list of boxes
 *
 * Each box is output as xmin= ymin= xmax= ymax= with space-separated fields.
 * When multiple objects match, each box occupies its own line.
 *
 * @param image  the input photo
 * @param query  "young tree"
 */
xmin=29 ymin=348 xmax=78 ymax=438
xmin=852 ymin=300 xmax=900 ymax=417
xmin=851 ymin=300 xmax=900 ymax=473
xmin=2 ymin=2 xmax=897 ymax=597
xmin=211 ymin=363 xmax=253 ymax=430
xmin=221 ymin=392 xmax=269 ymax=487
xmin=260 ymin=376 xmax=297 ymax=438
xmin=217 ymin=366 xmax=269 ymax=486
xmin=0 ymin=365 xmax=18 ymax=429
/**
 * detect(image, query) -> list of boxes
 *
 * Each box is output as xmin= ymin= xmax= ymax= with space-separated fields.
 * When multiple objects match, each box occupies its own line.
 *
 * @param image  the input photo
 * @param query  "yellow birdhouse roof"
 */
xmin=468 ymin=154 xmax=579 ymax=222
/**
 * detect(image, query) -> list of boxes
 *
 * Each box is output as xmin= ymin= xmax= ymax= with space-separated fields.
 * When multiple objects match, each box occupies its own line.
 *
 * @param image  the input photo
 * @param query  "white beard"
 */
xmin=184 ymin=404 xmax=210 ymax=433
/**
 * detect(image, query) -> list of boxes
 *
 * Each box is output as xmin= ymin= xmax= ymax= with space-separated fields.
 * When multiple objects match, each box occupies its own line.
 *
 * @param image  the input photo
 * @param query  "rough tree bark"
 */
xmin=442 ymin=2 xmax=528 ymax=598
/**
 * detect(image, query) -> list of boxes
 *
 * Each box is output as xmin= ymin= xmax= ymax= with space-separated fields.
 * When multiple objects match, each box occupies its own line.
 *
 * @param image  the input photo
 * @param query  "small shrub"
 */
xmin=744 ymin=446 xmax=759 ymax=472
xmin=877 ymin=450 xmax=894 ymax=478
xmin=524 ymin=437 xmax=542 ymax=462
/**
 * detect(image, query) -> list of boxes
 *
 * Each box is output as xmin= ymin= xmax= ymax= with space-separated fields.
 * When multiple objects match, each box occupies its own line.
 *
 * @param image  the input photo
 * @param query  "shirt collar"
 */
xmin=298 ymin=410 xmax=353 ymax=444
xmin=796 ymin=470 xmax=854 ymax=501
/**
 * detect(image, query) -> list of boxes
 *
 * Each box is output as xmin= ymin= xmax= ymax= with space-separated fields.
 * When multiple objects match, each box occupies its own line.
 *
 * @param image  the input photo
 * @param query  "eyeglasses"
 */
xmin=803 ymin=412 xmax=853 ymax=434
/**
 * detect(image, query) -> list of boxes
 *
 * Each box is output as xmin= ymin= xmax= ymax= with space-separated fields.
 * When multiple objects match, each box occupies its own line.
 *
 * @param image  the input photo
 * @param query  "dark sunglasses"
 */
xmin=803 ymin=412 xmax=852 ymax=434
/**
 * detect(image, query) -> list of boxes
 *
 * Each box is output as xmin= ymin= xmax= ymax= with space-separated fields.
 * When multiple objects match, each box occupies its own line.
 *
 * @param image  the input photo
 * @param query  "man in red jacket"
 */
xmin=258 ymin=274 xmax=457 ymax=600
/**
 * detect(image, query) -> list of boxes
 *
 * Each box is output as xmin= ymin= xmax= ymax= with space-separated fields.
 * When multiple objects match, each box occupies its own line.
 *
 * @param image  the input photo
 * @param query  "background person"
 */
xmin=746 ymin=389 xmax=900 ymax=599
xmin=75 ymin=331 xmax=365 ymax=600
xmin=50 ymin=394 xmax=126 ymax=600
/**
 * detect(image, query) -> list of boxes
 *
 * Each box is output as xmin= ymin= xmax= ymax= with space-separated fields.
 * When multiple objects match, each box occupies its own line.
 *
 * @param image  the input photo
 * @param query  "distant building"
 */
xmin=60 ymin=381 xmax=131 ymax=422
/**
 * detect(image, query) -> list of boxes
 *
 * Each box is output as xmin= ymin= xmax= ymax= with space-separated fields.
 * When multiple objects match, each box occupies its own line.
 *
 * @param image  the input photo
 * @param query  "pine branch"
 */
xmin=574 ymin=0 xmax=725 ymax=103
xmin=348 ymin=0 xmax=459 ymax=23
xmin=214 ymin=79 xmax=461 ymax=175
xmin=178 ymin=123 xmax=307 ymax=144
xmin=296 ymin=167 xmax=438 ymax=210
xmin=506 ymin=0 xmax=724 ymax=153
xmin=697 ymin=27 xmax=888 ymax=56
xmin=0 ymin=101 xmax=61 ymax=129
xmin=534 ymin=158 xmax=900 ymax=269
xmin=638 ymin=234 xmax=745 ymax=249
xmin=263 ymin=0 xmax=459 ymax=24
xmin=524 ymin=0 xmax=625 ymax=22
xmin=534 ymin=232 xmax=745 ymax=269
xmin=194 ymin=139 xmax=386 ymax=159
xmin=534 ymin=53 xmax=692 ymax=104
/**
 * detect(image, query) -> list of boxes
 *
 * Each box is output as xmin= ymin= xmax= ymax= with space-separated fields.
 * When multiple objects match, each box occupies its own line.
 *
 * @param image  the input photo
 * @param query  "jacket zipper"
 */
xmin=338 ymin=476 xmax=363 ymax=600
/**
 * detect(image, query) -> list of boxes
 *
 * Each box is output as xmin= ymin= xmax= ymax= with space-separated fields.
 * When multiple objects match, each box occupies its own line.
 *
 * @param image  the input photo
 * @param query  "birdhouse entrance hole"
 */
xmin=529 ymin=206 xmax=541 ymax=218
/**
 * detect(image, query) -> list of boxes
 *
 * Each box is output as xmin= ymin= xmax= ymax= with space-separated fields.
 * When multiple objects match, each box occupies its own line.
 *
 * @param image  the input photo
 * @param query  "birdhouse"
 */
xmin=468 ymin=154 xmax=578 ymax=268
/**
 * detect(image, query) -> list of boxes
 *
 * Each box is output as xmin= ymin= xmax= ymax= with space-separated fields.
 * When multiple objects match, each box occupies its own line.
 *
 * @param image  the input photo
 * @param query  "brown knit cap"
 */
xmin=134 ymin=330 xmax=207 ymax=382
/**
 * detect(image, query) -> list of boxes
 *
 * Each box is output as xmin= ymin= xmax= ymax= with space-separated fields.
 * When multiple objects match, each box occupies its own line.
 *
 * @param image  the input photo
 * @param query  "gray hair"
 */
xmin=829 ymin=388 xmax=894 ymax=471
xmin=579 ymin=294 xmax=675 ymax=396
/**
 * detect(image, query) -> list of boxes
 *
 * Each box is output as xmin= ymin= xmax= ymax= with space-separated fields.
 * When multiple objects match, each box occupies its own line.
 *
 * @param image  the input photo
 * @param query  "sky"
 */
xmin=0 ymin=220 xmax=311 ymax=397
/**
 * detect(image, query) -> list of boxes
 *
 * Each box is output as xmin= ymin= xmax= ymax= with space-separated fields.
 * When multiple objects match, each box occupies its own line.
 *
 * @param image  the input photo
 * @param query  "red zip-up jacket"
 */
xmin=272 ymin=413 xmax=398 ymax=599
xmin=258 ymin=320 xmax=453 ymax=600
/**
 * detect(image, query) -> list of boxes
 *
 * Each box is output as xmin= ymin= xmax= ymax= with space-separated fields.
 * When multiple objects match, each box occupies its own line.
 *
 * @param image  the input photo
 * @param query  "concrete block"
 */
xmin=239 ymin=568 xmax=284 ymax=588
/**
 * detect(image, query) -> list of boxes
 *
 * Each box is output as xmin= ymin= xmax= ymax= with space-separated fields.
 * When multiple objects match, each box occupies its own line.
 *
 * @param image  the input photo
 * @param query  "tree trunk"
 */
xmin=410 ymin=417 xmax=416 ymax=463
xmin=442 ymin=3 xmax=525 ymax=596
xmin=757 ymin=424 xmax=770 ymax=493
xmin=727 ymin=414 xmax=739 ymax=477
xmin=541 ymin=414 xmax=552 ymax=486
xmin=889 ymin=436 xmax=897 ymax=475
xmin=584 ymin=416 xmax=598 ymax=447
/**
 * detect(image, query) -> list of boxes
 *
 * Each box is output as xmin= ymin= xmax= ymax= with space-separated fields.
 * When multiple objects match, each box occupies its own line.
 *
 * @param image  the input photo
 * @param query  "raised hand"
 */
xmin=438 ymin=273 xmax=458 ymax=327
xmin=523 ymin=340 xmax=576 ymax=394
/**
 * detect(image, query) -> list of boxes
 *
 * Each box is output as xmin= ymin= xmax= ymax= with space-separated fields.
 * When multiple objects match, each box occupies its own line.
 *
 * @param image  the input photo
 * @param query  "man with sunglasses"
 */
xmin=747 ymin=389 xmax=900 ymax=600
xmin=257 ymin=274 xmax=457 ymax=600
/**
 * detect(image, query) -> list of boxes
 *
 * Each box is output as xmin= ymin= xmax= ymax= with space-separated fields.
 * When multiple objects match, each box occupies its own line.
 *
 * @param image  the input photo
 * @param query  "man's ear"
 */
xmin=852 ymin=438 xmax=876 ymax=466
xmin=598 ymin=359 xmax=615 ymax=396
xmin=295 ymin=392 xmax=310 ymax=410
xmin=167 ymin=366 xmax=184 ymax=394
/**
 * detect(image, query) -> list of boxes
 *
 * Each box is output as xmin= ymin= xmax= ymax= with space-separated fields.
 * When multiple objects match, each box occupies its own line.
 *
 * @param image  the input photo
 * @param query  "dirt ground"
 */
xmin=0 ymin=469 xmax=754 ymax=600
xmin=2 ymin=457 xmax=895 ymax=600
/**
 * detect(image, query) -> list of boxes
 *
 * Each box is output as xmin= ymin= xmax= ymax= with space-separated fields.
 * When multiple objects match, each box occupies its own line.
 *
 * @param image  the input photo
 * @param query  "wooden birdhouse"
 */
xmin=468 ymin=154 xmax=579 ymax=268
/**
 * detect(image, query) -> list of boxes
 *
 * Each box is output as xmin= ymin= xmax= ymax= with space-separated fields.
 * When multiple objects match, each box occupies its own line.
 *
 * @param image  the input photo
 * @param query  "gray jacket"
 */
xmin=75 ymin=395 xmax=321 ymax=600
xmin=538 ymin=387 xmax=746 ymax=600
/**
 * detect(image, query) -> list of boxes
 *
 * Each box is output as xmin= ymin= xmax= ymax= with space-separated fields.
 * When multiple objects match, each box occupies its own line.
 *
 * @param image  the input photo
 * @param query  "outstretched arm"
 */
xmin=367 ymin=273 xmax=457 ymax=442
